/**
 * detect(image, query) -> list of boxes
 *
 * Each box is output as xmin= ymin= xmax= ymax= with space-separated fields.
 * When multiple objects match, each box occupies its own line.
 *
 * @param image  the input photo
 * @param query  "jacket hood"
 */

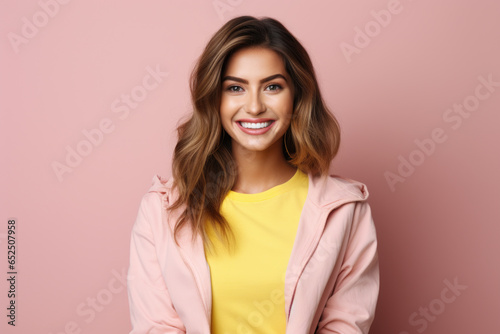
xmin=147 ymin=171 xmax=369 ymax=209
xmin=148 ymin=174 xmax=173 ymax=194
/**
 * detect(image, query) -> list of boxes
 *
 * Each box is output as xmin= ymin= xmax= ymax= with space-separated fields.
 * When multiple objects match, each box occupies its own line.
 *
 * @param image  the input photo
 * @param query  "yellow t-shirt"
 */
xmin=205 ymin=168 xmax=309 ymax=334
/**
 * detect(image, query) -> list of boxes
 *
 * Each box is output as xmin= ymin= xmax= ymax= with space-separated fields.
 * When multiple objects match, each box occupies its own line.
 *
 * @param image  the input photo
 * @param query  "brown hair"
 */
xmin=168 ymin=16 xmax=341 ymax=252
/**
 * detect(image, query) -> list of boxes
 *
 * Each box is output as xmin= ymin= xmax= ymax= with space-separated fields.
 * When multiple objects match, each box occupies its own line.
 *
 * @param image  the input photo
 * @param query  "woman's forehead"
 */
xmin=223 ymin=47 xmax=288 ymax=79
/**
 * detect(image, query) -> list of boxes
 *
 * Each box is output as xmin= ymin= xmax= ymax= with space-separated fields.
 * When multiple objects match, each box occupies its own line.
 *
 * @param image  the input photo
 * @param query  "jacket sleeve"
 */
xmin=127 ymin=193 xmax=186 ymax=333
xmin=316 ymin=201 xmax=380 ymax=334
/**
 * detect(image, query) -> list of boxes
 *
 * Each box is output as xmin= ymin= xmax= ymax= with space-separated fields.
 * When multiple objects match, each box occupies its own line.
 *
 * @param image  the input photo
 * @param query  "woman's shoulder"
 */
xmin=143 ymin=174 xmax=177 ymax=199
xmin=136 ymin=174 xmax=178 ymax=214
xmin=307 ymin=171 xmax=370 ymax=206
xmin=133 ymin=174 xmax=182 ymax=232
xmin=147 ymin=174 xmax=174 ymax=193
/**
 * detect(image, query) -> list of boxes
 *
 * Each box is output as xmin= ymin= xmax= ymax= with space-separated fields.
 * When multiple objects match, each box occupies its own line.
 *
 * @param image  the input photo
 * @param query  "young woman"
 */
xmin=127 ymin=16 xmax=379 ymax=334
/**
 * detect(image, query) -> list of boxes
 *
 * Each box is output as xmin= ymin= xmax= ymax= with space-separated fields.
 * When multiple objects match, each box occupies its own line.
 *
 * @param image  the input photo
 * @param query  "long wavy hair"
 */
xmin=167 ymin=16 xmax=341 ymax=252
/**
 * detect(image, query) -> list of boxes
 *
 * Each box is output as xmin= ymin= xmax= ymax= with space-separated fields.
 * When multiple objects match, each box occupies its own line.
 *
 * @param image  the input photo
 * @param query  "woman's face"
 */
xmin=220 ymin=46 xmax=294 ymax=157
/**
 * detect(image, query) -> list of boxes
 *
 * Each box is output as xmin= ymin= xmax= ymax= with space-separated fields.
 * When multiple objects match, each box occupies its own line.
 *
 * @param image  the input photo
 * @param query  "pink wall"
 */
xmin=1 ymin=0 xmax=499 ymax=333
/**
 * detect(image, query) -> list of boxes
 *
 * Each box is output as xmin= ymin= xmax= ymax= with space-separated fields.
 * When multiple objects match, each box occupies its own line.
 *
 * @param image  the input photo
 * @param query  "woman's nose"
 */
xmin=244 ymin=91 xmax=265 ymax=115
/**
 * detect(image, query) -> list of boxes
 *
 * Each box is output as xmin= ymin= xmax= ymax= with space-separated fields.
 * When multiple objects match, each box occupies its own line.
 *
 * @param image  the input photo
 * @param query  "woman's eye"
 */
xmin=227 ymin=85 xmax=243 ymax=92
xmin=266 ymin=84 xmax=282 ymax=91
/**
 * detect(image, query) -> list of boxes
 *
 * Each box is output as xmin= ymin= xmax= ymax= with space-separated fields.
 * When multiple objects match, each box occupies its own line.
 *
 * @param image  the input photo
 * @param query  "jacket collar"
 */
xmin=146 ymin=171 xmax=369 ymax=328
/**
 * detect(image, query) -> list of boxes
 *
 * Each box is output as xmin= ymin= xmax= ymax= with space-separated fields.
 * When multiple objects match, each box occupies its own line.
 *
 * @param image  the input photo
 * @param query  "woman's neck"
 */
xmin=230 ymin=140 xmax=297 ymax=194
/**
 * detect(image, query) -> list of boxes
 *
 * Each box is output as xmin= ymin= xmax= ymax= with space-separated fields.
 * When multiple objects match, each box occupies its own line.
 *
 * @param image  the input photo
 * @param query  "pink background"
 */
xmin=1 ymin=0 xmax=499 ymax=333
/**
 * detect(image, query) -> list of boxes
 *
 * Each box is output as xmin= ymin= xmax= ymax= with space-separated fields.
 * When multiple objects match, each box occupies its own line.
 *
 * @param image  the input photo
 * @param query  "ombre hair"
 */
xmin=168 ymin=16 xmax=341 ymax=251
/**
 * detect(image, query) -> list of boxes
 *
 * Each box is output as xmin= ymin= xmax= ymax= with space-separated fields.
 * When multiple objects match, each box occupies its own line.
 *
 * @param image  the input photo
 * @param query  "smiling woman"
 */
xmin=127 ymin=16 xmax=379 ymax=334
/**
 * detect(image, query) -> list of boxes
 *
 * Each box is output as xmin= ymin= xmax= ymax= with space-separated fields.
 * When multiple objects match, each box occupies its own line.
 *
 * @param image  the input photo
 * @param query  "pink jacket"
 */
xmin=127 ymin=172 xmax=379 ymax=334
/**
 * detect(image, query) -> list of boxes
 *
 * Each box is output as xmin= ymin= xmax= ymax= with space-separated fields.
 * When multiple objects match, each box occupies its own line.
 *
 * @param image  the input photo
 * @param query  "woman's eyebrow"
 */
xmin=222 ymin=74 xmax=288 ymax=84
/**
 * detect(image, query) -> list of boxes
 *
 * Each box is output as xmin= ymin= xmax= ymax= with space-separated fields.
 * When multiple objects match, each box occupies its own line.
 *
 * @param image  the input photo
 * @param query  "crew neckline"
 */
xmin=226 ymin=168 xmax=307 ymax=202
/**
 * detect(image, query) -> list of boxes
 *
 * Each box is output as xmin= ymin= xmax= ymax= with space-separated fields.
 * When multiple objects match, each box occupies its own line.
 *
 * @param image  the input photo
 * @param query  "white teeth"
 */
xmin=240 ymin=121 xmax=272 ymax=129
